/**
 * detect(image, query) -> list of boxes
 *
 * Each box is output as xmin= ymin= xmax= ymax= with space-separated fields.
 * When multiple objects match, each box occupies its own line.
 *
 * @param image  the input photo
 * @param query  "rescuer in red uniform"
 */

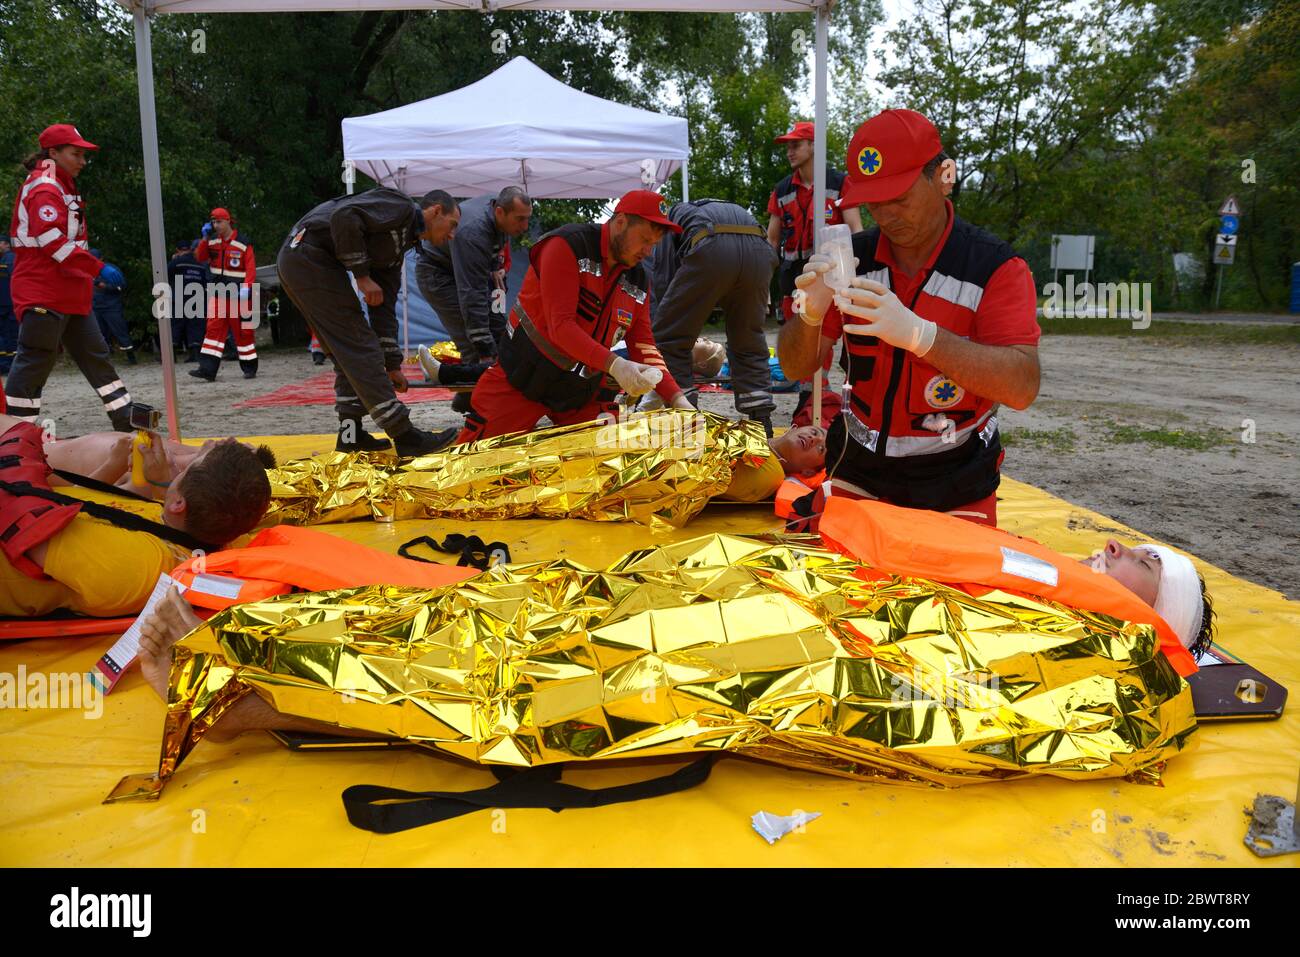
xmin=455 ymin=190 xmax=694 ymax=444
xmin=190 ymin=207 xmax=258 ymax=381
xmin=4 ymin=124 xmax=133 ymax=431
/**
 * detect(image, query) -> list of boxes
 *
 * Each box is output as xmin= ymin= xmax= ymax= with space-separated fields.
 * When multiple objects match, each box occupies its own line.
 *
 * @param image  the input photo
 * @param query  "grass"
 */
xmin=1106 ymin=424 xmax=1231 ymax=451
xmin=1000 ymin=427 xmax=1078 ymax=453
xmin=1038 ymin=317 xmax=1300 ymax=344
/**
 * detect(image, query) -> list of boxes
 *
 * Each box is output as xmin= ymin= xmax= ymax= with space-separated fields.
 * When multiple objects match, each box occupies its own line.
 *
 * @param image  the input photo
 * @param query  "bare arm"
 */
xmin=777 ymin=316 xmax=833 ymax=382
xmin=842 ymin=205 xmax=864 ymax=232
xmin=766 ymin=213 xmax=782 ymax=251
xmin=923 ymin=337 xmax=1040 ymax=410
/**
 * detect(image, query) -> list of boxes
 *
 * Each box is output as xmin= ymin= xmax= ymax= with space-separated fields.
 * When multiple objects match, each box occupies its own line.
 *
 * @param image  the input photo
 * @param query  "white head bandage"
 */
xmin=1134 ymin=544 xmax=1203 ymax=649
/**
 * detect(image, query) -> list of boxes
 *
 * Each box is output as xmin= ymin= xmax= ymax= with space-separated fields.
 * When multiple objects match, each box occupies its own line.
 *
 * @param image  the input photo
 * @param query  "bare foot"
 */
xmin=137 ymin=586 xmax=203 ymax=702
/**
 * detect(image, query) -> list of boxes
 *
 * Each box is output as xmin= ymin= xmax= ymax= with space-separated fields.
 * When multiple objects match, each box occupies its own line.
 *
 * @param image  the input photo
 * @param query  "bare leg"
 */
xmin=137 ymin=586 xmax=386 ymax=743
xmin=45 ymin=432 xmax=134 ymax=483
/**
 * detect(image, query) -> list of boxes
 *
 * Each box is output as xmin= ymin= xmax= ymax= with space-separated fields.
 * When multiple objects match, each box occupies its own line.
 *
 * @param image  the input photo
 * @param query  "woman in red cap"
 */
xmin=4 ymin=124 xmax=134 ymax=431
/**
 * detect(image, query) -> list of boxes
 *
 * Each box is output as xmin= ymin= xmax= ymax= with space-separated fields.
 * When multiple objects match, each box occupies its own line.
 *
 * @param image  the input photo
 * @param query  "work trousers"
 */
xmin=277 ymin=241 xmax=411 ymax=437
xmin=652 ymin=234 xmax=776 ymax=421
xmin=196 ymin=293 xmax=258 ymax=378
xmin=455 ymin=363 xmax=615 ymax=445
xmin=4 ymin=306 xmax=132 ymax=430
xmin=93 ymin=299 xmax=132 ymax=352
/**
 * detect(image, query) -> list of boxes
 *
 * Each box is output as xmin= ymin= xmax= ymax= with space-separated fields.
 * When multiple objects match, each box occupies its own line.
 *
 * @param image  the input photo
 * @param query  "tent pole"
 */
xmin=811 ymin=0 xmax=830 ymax=428
xmin=133 ymin=4 xmax=180 ymax=440
xmin=681 ymin=159 xmax=690 ymax=202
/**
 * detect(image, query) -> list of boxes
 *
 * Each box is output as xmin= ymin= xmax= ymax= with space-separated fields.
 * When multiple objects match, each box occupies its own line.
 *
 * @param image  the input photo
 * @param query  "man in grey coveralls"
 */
xmin=414 ymin=187 xmax=532 ymax=413
xmin=647 ymin=199 xmax=778 ymax=436
xmin=277 ymin=187 xmax=460 ymax=456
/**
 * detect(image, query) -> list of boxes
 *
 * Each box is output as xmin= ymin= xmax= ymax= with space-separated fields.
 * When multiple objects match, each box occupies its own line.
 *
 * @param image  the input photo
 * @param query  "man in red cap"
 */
xmin=190 ymin=207 xmax=258 ymax=381
xmin=778 ymin=109 xmax=1040 ymax=529
xmin=767 ymin=120 xmax=863 ymax=427
xmin=454 ymin=189 xmax=693 ymax=444
xmin=767 ymin=122 xmax=864 ymax=321
xmin=5 ymin=124 xmax=134 ymax=431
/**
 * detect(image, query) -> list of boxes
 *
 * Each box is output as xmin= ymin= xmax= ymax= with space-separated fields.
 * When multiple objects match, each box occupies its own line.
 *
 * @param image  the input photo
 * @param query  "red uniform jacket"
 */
xmin=510 ymin=221 xmax=681 ymax=403
xmin=195 ymin=229 xmax=255 ymax=319
xmin=8 ymin=164 xmax=103 ymax=317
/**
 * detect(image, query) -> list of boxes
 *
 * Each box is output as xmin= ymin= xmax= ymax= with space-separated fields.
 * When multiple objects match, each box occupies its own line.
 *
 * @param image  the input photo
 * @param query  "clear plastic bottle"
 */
xmin=818 ymin=223 xmax=855 ymax=292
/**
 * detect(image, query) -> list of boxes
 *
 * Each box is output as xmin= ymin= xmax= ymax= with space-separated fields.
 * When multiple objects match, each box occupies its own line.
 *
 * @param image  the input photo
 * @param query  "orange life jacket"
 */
xmin=171 ymin=524 xmax=478 ymax=611
xmin=774 ymin=470 xmax=828 ymax=519
xmin=0 ymin=422 xmax=82 ymax=579
xmin=818 ymin=496 xmax=1198 ymax=677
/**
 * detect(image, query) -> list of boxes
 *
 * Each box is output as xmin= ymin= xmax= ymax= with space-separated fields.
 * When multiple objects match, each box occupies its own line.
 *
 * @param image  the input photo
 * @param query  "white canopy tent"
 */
xmin=112 ymin=0 xmax=834 ymax=437
xmin=342 ymin=56 xmax=690 ymax=200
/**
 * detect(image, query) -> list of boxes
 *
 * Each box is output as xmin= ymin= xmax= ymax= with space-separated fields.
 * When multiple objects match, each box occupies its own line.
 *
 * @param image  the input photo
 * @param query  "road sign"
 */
xmin=1220 ymin=214 xmax=1239 ymax=235
xmin=1214 ymin=238 xmax=1236 ymax=265
xmin=1219 ymin=196 xmax=1240 ymax=216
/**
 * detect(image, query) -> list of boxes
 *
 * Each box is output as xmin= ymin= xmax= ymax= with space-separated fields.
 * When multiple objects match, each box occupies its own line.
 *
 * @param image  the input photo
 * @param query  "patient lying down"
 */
xmin=135 ymin=530 xmax=1214 ymax=744
xmin=44 ymin=429 xmax=276 ymax=501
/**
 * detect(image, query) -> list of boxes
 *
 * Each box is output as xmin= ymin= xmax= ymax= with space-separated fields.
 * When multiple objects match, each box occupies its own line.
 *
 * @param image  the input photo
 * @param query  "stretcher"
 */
xmin=0 ymin=432 xmax=1296 ymax=867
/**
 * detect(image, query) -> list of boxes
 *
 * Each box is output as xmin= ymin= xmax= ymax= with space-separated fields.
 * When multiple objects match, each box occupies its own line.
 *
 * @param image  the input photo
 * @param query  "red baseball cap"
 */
xmin=38 ymin=124 xmax=98 ymax=151
xmin=774 ymin=121 xmax=815 ymax=144
xmin=209 ymin=207 xmax=232 ymax=221
xmin=841 ymin=109 xmax=944 ymax=205
xmin=614 ymin=190 xmax=682 ymax=234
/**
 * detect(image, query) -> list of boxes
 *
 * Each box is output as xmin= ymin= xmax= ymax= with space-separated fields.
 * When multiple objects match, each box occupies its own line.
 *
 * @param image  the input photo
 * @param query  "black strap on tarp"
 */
xmin=341 ymin=756 xmax=716 ymax=834
xmin=0 ymin=478 xmax=216 ymax=554
xmin=50 ymin=467 xmax=155 ymax=502
xmin=398 ymin=533 xmax=511 ymax=570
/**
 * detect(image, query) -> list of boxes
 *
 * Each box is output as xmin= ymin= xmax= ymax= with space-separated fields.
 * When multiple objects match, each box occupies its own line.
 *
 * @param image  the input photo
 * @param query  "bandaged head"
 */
xmin=1133 ymin=544 xmax=1204 ymax=650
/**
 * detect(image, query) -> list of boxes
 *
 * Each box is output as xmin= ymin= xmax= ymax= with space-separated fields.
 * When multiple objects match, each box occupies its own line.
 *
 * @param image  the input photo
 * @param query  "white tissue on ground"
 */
xmin=752 ymin=810 xmax=821 ymax=845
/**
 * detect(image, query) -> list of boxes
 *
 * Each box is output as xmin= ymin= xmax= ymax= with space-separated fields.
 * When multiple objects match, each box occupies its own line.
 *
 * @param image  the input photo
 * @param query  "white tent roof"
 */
xmin=342 ymin=57 xmax=689 ymax=198
xmin=115 ymin=2 xmax=823 ymax=13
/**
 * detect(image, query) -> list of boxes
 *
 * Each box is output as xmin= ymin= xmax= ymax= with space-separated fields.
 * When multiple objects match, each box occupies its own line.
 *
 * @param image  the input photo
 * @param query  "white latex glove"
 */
xmin=835 ymin=278 xmax=938 ymax=356
xmin=669 ymin=391 xmax=695 ymax=410
xmin=608 ymin=355 xmax=662 ymax=397
xmin=793 ymin=251 xmax=859 ymax=326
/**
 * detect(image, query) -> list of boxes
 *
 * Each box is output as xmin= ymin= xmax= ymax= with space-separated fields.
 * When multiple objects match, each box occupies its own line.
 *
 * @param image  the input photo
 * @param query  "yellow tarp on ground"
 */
xmin=1 ymin=434 xmax=1296 ymax=867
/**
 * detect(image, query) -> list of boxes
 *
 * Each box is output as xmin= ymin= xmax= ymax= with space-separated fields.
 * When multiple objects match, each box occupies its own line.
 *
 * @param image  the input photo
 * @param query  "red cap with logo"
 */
xmin=38 ymin=124 xmax=98 ymax=151
xmin=614 ymin=190 xmax=682 ymax=234
xmin=774 ymin=121 xmax=816 ymax=144
xmin=841 ymin=109 xmax=944 ymax=205
xmin=209 ymin=207 xmax=232 ymax=221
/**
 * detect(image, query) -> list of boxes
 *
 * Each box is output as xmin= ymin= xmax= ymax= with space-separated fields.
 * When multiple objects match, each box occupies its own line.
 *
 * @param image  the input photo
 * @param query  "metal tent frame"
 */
xmin=112 ymin=0 xmax=835 ymax=437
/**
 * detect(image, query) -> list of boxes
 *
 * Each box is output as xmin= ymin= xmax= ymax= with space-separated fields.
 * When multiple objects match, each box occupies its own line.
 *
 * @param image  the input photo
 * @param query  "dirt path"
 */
xmin=24 ymin=329 xmax=1300 ymax=599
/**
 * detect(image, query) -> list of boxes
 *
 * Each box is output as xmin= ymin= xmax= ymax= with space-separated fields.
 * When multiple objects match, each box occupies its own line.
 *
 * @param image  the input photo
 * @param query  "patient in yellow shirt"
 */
xmin=0 ymin=414 xmax=272 ymax=618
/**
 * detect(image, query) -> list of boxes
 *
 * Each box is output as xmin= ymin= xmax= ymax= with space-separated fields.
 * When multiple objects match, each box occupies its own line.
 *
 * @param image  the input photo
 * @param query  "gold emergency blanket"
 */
xmin=108 ymin=534 xmax=1195 ymax=802
xmin=263 ymin=410 xmax=770 ymax=529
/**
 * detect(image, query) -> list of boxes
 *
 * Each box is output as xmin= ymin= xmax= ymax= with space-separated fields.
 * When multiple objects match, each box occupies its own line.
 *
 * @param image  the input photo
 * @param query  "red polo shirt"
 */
xmin=823 ymin=201 xmax=1040 ymax=348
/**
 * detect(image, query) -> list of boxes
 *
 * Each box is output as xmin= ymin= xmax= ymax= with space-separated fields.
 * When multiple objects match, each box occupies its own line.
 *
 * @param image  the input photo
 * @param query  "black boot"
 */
xmin=393 ymin=425 xmax=458 ymax=458
xmin=188 ymin=367 xmax=216 ymax=382
xmin=185 ymin=346 xmax=200 ymax=364
xmin=336 ymin=418 xmax=392 ymax=453
xmin=451 ymin=391 xmax=473 ymax=414
xmin=124 ymin=347 xmax=138 ymax=366
xmin=312 ymin=351 xmax=326 ymax=366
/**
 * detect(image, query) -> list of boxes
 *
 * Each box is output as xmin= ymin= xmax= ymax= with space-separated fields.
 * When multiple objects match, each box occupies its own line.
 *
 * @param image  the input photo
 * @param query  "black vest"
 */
xmin=499 ymin=224 xmax=647 ymax=412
